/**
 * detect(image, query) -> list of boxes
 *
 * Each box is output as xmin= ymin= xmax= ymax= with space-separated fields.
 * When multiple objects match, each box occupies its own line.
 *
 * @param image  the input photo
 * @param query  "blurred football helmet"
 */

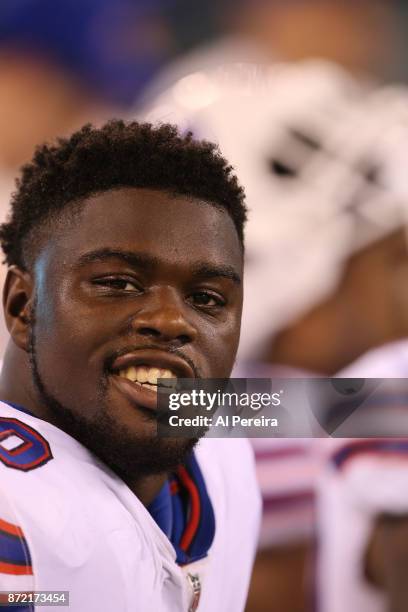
xmin=143 ymin=62 xmax=408 ymax=359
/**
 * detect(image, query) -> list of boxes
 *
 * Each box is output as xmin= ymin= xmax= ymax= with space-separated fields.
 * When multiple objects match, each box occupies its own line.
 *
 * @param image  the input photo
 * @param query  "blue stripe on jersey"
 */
xmin=1 ymin=402 xmax=35 ymax=417
xmin=148 ymin=452 xmax=215 ymax=566
xmin=170 ymin=488 xmax=184 ymax=548
xmin=0 ymin=418 xmax=52 ymax=472
xmin=147 ymin=481 xmax=172 ymax=539
xmin=181 ymin=453 xmax=215 ymax=564
xmin=333 ymin=440 xmax=408 ymax=469
xmin=0 ymin=528 xmax=32 ymax=567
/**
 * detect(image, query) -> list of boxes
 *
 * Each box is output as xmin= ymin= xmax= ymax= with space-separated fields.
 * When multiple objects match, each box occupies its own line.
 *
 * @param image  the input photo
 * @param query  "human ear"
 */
xmin=2 ymin=266 xmax=35 ymax=351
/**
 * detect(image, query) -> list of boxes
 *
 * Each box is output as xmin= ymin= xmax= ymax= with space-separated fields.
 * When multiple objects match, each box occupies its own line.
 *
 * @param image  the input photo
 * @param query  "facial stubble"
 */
xmin=27 ymin=322 xmax=198 ymax=483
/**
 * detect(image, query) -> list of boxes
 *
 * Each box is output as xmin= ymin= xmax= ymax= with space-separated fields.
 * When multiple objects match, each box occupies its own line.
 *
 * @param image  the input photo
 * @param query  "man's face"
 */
xmin=28 ymin=187 xmax=243 ymax=476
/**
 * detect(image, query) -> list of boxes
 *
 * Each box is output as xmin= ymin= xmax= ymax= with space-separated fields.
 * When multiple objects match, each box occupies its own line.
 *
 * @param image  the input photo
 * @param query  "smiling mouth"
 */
xmin=116 ymin=365 xmax=177 ymax=393
xmin=110 ymin=364 xmax=178 ymax=413
xmin=109 ymin=349 xmax=194 ymax=413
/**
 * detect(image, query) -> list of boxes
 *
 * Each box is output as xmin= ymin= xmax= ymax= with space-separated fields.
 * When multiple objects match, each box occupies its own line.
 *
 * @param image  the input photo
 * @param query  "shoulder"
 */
xmin=319 ymin=438 xmax=408 ymax=511
xmin=0 ymin=489 xmax=35 ymax=593
xmin=0 ymin=401 xmax=104 ymax=476
xmin=0 ymin=404 xmax=174 ymax=606
xmin=0 ymin=402 xmax=153 ymax=554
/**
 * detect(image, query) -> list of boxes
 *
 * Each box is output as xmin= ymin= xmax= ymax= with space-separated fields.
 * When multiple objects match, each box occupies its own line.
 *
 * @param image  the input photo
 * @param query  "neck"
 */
xmin=123 ymin=473 xmax=169 ymax=507
xmin=0 ymin=343 xmax=43 ymax=414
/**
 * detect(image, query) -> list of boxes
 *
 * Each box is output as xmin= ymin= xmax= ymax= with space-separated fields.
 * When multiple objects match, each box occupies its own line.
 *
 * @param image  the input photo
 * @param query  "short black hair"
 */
xmin=0 ymin=120 xmax=246 ymax=269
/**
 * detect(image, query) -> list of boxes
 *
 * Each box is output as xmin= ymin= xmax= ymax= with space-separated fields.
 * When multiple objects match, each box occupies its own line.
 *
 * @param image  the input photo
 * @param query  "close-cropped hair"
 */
xmin=0 ymin=120 xmax=246 ymax=269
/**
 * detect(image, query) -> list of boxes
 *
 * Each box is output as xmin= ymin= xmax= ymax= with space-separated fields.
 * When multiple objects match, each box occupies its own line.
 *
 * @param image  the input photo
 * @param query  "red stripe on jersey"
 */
xmin=0 ymin=430 xmax=33 ymax=456
xmin=254 ymin=446 xmax=310 ymax=462
xmin=178 ymin=466 xmax=201 ymax=552
xmin=332 ymin=439 xmax=408 ymax=471
xmin=263 ymin=489 xmax=315 ymax=512
xmin=169 ymin=480 xmax=179 ymax=495
xmin=0 ymin=560 xmax=33 ymax=575
xmin=0 ymin=418 xmax=52 ymax=471
xmin=0 ymin=518 xmax=24 ymax=539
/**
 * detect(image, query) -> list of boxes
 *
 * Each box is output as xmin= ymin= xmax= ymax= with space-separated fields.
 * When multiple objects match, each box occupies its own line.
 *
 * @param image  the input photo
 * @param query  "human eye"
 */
xmin=92 ymin=276 xmax=143 ymax=293
xmin=187 ymin=290 xmax=226 ymax=310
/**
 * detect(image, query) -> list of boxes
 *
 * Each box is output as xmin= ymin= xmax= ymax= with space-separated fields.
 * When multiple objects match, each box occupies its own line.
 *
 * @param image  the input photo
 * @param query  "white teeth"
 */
xmin=147 ymin=368 xmax=160 ymax=385
xmin=136 ymin=366 xmax=148 ymax=383
xmin=160 ymin=370 xmax=173 ymax=379
xmin=118 ymin=365 xmax=177 ymax=386
xmin=126 ymin=366 xmax=137 ymax=382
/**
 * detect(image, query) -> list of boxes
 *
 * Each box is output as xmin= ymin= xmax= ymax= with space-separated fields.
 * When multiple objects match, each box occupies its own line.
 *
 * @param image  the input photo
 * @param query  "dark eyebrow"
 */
xmin=191 ymin=263 xmax=241 ymax=285
xmin=75 ymin=248 xmax=159 ymax=270
xmin=75 ymin=248 xmax=241 ymax=285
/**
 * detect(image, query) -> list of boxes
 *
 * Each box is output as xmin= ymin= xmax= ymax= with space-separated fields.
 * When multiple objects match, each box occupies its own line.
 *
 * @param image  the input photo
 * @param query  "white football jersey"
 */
xmin=312 ymin=344 xmax=408 ymax=612
xmin=316 ymin=437 xmax=408 ymax=612
xmin=0 ymin=402 xmax=261 ymax=611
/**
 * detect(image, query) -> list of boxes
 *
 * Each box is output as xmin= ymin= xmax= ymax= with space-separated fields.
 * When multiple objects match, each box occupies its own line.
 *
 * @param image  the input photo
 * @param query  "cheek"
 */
xmin=31 ymin=299 xmax=106 ymax=413
xmin=33 ymin=286 xmax=105 ymax=370
xmin=200 ymin=315 xmax=241 ymax=378
xmin=35 ymin=298 xmax=83 ymax=347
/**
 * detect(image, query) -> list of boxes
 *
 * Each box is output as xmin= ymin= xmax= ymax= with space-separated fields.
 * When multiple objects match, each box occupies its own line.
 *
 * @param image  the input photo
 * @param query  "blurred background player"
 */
xmin=143 ymin=61 xmax=408 ymax=611
xmin=305 ymin=89 xmax=408 ymax=612
xmin=141 ymin=60 xmax=359 ymax=612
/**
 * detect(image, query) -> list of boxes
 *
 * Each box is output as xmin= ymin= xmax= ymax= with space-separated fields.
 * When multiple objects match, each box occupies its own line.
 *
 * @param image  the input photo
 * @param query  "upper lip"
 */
xmin=110 ymin=349 xmax=195 ymax=379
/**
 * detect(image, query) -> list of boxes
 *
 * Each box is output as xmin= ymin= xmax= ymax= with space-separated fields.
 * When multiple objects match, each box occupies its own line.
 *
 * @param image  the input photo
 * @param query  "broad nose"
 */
xmin=130 ymin=288 xmax=197 ymax=347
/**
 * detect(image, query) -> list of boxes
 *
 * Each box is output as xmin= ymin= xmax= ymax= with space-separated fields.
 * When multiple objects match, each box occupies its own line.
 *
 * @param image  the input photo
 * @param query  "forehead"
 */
xmin=42 ymin=187 xmax=242 ymax=273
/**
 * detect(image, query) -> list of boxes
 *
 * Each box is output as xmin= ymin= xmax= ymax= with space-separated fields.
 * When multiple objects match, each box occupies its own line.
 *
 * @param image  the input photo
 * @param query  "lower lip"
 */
xmin=110 ymin=375 xmax=160 ymax=412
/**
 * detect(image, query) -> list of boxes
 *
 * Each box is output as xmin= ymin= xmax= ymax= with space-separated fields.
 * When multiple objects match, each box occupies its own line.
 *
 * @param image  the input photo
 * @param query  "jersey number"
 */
xmin=0 ymin=418 xmax=53 ymax=471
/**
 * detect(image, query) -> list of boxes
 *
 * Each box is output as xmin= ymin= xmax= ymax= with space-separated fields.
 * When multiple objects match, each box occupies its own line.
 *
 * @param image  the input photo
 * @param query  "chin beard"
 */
xmin=28 ymin=327 xmax=198 ymax=481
